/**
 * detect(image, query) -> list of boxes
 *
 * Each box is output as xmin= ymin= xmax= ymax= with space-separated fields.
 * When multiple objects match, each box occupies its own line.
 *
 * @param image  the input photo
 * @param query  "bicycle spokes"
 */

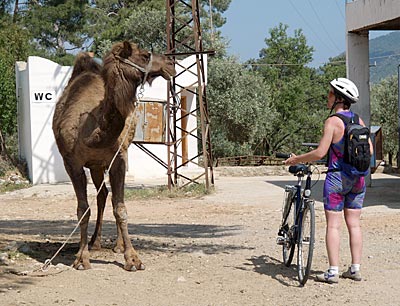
xmin=297 ymin=202 xmax=315 ymax=285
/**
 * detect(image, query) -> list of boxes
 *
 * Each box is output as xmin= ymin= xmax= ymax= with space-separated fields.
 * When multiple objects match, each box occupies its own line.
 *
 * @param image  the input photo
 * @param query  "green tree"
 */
xmin=21 ymin=0 xmax=88 ymax=63
xmin=0 ymin=0 xmax=14 ymax=17
xmin=0 ymin=16 xmax=34 ymax=162
xmin=319 ymin=54 xmax=346 ymax=82
xmin=0 ymin=17 xmax=33 ymax=135
xmin=251 ymin=23 xmax=320 ymax=155
xmin=315 ymin=54 xmax=346 ymax=111
xmin=207 ymin=56 xmax=276 ymax=158
xmin=86 ymin=0 xmax=231 ymax=57
xmin=370 ymin=75 xmax=398 ymax=165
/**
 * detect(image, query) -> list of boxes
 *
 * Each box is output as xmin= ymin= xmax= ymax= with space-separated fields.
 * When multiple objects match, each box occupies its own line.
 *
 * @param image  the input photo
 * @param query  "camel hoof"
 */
xmin=123 ymin=261 xmax=144 ymax=272
xmin=77 ymin=264 xmax=86 ymax=270
xmin=113 ymin=246 xmax=124 ymax=254
xmin=123 ymin=263 xmax=137 ymax=272
xmin=73 ymin=259 xmax=91 ymax=270
xmin=89 ymin=242 xmax=101 ymax=251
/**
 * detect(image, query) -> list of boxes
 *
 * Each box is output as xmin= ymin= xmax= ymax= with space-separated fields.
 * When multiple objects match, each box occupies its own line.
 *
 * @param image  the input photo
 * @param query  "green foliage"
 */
xmin=207 ymin=56 xmax=276 ymax=158
xmin=370 ymin=75 xmax=398 ymax=162
xmin=87 ymin=0 xmax=231 ymax=56
xmin=319 ymin=54 xmax=346 ymax=82
xmin=0 ymin=180 xmax=31 ymax=193
xmin=0 ymin=18 xmax=33 ymax=135
xmin=21 ymin=0 xmax=88 ymax=56
xmin=122 ymin=7 xmax=167 ymax=53
xmin=0 ymin=57 xmax=17 ymax=135
xmin=0 ymin=0 xmax=14 ymax=17
xmin=251 ymin=23 xmax=325 ymax=155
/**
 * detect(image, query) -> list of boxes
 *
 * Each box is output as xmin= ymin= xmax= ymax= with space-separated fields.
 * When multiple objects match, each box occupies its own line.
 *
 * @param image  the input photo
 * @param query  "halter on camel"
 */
xmin=115 ymin=52 xmax=153 ymax=88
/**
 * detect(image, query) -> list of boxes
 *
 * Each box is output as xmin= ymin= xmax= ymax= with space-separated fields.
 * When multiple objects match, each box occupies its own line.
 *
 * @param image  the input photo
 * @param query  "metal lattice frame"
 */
xmin=166 ymin=0 xmax=214 ymax=190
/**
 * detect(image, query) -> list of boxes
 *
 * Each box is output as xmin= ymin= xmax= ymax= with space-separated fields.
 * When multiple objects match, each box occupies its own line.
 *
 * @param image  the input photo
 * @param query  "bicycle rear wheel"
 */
xmin=297 ymin=199 xmax=315 ymax=285
xmin=282 ymin=191 xmax=296 ymax=267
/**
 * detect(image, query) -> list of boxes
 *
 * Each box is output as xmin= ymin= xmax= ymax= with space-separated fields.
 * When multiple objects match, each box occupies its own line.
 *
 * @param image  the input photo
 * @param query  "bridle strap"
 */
xmin=115 ymin=53 xmax=153 ymax=85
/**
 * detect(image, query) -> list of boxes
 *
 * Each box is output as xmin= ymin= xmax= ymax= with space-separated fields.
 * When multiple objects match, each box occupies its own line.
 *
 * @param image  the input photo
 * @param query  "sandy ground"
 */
xmin=0 ymin=169 xmax=400 ymax=306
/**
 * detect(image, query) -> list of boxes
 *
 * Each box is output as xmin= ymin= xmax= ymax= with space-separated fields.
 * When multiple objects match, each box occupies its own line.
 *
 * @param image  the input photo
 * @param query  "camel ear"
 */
xmin=119 ymin=41 xmax=133 ymax=58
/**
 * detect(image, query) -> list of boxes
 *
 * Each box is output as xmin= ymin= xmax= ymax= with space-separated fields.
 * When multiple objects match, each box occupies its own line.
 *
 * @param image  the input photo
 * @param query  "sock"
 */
xmin=328 ymin=266 xmax=339 ymax=275
xmin=351 ymin=264 xmax=360 ymax=273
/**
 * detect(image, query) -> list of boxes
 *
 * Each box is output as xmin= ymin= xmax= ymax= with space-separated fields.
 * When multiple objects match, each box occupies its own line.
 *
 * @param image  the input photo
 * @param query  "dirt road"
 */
xmin=0 ymin=170 xmax=399 ymax=305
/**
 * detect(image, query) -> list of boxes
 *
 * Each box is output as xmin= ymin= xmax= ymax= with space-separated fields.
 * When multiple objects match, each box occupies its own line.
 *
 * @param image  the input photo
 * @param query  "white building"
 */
xmin=15 ymin=55 xmax=205 ymax=185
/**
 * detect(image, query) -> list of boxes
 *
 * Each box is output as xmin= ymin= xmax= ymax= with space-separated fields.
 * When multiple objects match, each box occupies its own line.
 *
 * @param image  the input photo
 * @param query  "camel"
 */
xmin=52 ymin=41 xmax=176 ymax=271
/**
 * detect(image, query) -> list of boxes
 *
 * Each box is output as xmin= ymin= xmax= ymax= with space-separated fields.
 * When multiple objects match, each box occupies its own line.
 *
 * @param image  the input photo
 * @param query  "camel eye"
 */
xmin=144 ymin=53 xmax=151 ymax=60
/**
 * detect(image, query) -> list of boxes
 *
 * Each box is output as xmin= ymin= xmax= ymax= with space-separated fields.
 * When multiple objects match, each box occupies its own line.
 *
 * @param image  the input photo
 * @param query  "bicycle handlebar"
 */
xmin=275 ymin=152 xmax=291 ymax=159
xmin=301 ymin=142 xmax=318 ymax=148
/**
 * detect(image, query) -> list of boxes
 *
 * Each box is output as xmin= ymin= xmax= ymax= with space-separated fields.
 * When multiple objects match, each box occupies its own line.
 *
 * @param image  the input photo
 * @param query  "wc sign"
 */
xmin=31 ymin=91 xmax=56 ymax=103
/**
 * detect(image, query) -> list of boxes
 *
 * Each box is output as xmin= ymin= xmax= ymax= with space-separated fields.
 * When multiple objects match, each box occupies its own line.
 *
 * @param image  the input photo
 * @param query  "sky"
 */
xmin=219 ymin=0 xmax=391 ymax=67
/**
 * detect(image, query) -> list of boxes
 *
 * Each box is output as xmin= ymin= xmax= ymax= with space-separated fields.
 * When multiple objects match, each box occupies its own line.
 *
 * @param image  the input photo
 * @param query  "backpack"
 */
xmin=330 ymin=113 xmax=371 ymax=176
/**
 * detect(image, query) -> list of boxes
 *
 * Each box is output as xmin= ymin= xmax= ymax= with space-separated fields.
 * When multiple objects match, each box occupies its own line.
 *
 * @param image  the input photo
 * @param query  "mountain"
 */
xmin=369 ymin=31 xmax=400 ymax=83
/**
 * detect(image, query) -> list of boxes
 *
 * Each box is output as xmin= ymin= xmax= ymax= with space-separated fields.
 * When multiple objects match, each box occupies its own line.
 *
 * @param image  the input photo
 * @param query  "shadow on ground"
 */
xmin=243 ymin=255 xmax=324 ymax=287
xmin=0 ymin=219 xmax=249 ymax=268
xmin=265 ymin=174 xmax=400 ymax=210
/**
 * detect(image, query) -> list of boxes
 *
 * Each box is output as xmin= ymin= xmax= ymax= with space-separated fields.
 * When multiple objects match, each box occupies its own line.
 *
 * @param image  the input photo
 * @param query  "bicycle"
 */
xmin=275 ymin=152 xmax=317 ymax=286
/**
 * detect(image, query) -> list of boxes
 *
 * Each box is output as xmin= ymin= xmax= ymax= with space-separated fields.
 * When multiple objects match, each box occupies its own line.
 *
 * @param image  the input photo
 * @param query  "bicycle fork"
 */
xmin=276 ymin=187 xmax=296 ymax=246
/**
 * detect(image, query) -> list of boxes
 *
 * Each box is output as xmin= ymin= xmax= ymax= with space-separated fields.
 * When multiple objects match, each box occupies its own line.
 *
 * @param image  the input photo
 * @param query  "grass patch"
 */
xmin=124 ymin=183 xmax=213 ymax=200
xmin=0 ymin=181 xmax=31 ymax=194
xmin=0 ymin=153 xmax=31 ymax=194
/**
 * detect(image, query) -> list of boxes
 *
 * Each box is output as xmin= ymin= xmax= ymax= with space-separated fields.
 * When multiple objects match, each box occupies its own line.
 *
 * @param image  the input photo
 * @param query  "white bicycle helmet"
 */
xmin=330 ymin=78 xmax=359 ymax=103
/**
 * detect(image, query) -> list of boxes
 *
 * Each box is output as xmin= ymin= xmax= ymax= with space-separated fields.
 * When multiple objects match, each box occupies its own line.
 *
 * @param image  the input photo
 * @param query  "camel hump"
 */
xmin=69 ymin=52 xmax=102 ymax=84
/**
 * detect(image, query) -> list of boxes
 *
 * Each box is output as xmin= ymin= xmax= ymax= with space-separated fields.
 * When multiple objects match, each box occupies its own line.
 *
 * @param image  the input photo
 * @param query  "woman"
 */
xmin=285 ymin=78 xmax=373 ymax=284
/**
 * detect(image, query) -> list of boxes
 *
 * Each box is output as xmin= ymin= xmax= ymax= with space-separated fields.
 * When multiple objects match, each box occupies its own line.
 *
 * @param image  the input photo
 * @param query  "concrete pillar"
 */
xmin=346 ymin=31 xmax=370 ymax=127
xmin=346 ymin=31 xmax=372 ymax=185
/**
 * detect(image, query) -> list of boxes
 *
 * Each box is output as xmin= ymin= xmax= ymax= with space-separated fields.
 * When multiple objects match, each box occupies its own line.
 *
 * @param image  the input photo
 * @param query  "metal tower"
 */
xmin=165 ymin=0 xmax=214 ymax=190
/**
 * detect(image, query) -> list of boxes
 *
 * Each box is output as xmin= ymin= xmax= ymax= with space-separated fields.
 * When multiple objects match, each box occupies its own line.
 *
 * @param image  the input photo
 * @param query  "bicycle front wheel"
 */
xmin=297 ymin=199 xmax=315 ymax=285
xmin=282 ymin=191 xmax=296 ymax=267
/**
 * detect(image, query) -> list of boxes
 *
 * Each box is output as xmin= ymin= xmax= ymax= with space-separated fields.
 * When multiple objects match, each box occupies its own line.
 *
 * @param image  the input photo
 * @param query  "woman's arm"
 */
xmin=285 ymin=117 xmax=336 ymax=165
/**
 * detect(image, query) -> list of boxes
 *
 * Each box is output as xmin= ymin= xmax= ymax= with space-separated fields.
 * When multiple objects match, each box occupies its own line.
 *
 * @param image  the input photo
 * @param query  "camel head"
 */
xmin=104 ymin=41 xmax=176 ymax=86
xmin=101 ymin=41 xmax=176 ymax=117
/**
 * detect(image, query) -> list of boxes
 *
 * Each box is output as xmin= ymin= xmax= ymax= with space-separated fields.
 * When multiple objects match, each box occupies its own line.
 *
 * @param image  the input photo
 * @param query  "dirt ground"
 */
xmin=0 ymin=168 xmax=400 ymax=306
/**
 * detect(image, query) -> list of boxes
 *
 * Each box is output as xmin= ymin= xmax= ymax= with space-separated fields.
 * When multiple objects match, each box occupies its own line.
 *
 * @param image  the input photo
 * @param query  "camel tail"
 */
xmin=68 ymin=52 xmax=102 ymax=84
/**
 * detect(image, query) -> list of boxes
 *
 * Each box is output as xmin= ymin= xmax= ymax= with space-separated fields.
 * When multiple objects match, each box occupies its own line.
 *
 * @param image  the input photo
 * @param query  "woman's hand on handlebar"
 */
xmin=285 ymin=153 xmax=298 ymax=165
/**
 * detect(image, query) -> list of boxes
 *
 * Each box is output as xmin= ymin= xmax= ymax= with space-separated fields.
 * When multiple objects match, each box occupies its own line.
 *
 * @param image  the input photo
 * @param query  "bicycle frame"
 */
xmin=282 ymin=165 xmax=312 ymax=240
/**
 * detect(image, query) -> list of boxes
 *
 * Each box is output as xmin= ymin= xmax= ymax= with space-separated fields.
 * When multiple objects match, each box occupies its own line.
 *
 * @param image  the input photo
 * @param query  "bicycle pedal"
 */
xmin=276 ymin=237 xmax=286 ymax=245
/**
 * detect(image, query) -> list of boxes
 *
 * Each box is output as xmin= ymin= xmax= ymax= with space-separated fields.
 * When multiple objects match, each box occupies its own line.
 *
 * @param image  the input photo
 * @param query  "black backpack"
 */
xmin=330 ymin=113 xmax=371 ymax=176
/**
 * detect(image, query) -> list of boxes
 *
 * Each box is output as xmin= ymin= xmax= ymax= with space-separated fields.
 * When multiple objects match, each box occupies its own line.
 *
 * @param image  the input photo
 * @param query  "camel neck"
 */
xmin=103 ymin=79 xmax=138 ymax=119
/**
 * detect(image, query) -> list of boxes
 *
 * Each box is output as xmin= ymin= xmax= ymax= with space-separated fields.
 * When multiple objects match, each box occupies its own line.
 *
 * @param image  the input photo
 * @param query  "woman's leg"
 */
xmin=344 ymin=208 xmax=362 ymax=265
xmin=325 ymin=210 xmax=343 ymax=267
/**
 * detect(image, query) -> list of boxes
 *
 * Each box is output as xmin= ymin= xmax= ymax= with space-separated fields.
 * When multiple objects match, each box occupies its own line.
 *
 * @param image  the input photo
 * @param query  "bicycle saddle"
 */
xmin=289 ymin=164 xmax=308 ymax=175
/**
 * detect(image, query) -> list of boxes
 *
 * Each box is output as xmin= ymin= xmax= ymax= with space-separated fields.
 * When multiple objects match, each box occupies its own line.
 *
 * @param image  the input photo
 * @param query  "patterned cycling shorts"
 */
xmin=323 ymin=172 xmax=366 ymax=211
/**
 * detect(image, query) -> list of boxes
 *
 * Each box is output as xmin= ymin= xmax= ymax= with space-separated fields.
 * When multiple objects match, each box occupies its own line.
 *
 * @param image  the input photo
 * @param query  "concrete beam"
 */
xmin=346 ymin=0 xmax=400 ymax=32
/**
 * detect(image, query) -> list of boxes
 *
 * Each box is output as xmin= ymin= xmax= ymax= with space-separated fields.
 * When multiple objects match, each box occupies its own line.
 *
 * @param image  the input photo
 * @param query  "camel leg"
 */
xmin=113 ymin=219 xmax=125 ymax=254
xmin=109 ymin=155 xmax=144 ymax=271
xmin=64 ymin=162 xmax=91 ymax=270
xmin=89 ymin=167 xmax=108 ymax=250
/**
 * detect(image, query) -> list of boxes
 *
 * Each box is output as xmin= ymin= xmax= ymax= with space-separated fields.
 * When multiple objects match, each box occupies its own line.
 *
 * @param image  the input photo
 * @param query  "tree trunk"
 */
xmin=0 ymin=128 xmax=6 ymax=156
xmin=13 ymin=0 xmax=19 ymax=23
